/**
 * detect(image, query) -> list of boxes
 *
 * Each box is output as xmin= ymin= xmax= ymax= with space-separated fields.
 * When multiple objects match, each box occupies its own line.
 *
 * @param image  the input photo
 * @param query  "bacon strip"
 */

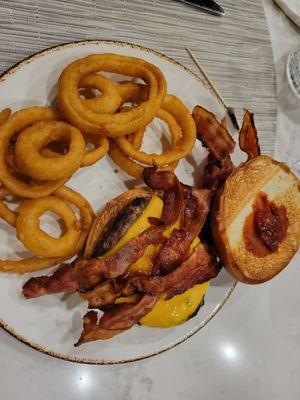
xmin=154 ymin=229 xmax=191 ymax=274
xmin=80 ymin=281 xmax=119 ymax=308
xmin=143 ymin=167 xmax=183 ymax=226
xmin=132 ymin=243 xmax=220 ymax=299
xmin=22 ymin=260 xmax=87 ymax=299
xmin=155 ymin=189 xmax=212 ymax=274
xmin=192 ymin=106 xmax=235 ymax=161
xmin=185 ymin=189 xmax=212 ymax=239
xmin=80 ymin=279 xmax=136 ymax=308
xmin=75 ymin=294 xmax=158 ymax=345
xmin=203 ymin=154 xmax=234 ymax=192
xmin=239 ymin=109 xmax=261 ymax=160
xmin=22 ymin=226 xmax=165 ymax=299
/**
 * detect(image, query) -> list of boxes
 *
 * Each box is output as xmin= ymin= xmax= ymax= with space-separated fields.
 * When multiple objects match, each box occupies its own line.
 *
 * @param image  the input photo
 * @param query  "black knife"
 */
xmin=177 ymin=0 xmax=225 ymax=16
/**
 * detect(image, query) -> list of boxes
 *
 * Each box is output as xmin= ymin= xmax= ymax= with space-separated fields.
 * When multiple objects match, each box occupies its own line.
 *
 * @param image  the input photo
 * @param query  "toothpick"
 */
xmin=186 ymin=46 xmax=240 ymax=130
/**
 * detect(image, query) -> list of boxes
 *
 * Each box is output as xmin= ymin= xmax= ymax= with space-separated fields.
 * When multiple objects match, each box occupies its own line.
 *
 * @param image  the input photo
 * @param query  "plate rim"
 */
xmin=0 ymin=39 xmax=237 ymax=365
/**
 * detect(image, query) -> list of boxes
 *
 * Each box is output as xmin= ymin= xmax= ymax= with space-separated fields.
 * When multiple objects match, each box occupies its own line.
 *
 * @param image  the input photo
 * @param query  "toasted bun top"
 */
xmin=212 ymin=155 xmax=300 ymax=284
xmin=84 ymin=188 xmax=152 ymax=259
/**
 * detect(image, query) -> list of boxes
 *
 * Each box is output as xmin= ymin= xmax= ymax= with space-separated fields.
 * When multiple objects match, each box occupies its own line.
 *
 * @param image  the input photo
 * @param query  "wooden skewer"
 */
xmin=185 ymin=46 xmax=240 ymax=130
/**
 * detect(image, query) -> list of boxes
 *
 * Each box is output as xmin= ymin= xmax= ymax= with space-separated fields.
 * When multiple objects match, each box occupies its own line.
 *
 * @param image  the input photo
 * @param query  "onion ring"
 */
xmin=109 ymin=85 xmax=189 ymax=178
xmin=109 ymin=107 xmax=180 ymax=178
xmin=80 ymin=136 xmax=109 ymax=167
xmin=109 ymin=140 xmax=145 ymax=179
xmin=16 ymin=196 xmax=81 ymax=257
xmin=57 ymin=54 xmax=167 ymax=137
xmin=116 ymin=94 xmax=196 ymax=165
xmin=15 ymin=120 xmax=86 ymax=181
xmin=117 ymin=81 xmax=148 ymax=103
xmin=40 ymin=135 xmax=109 ymax=168
xmin=0 ymin=186 xmax=94 ymax=274
xmin=79 ymin=74 xmax=123 ymax=114
xmin=0 ymin=107 xmax=69 ymax=198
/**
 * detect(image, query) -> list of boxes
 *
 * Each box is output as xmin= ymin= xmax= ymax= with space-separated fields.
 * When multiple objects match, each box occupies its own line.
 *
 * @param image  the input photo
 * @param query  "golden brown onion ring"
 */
xmin=16 ymin=196 xmax=81 ymax=257
xmin=0 ymin=107 xmax=68 ymax=198
xmin=117 ymin=81 xmax=148 ymax=103
xmin=109 ymin=108 xmax=180 ymax=179
xmin=40 ymin=135 xmax=109 ymax=168
xmin=80 ymin=136 xmax=109 ymax=167
xmin=15 ymin=120 xmax=86 ymax=181
xmin=57 ymin=54 xmax=167 ymax=137
xmin=0 ymin=186 xmax=94 ymax=274
xmin=109 ymin=140 xmax=144 ymax=179
xmin=79 ymin=74 xmax=123 ymax=114
xmin=116 ymin=94 xmax=196 ymax=165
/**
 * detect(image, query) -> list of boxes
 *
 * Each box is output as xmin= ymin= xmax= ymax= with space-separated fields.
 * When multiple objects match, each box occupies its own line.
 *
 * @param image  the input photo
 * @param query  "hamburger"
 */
xmin=23 ymin=167 xmax=220 ymax=345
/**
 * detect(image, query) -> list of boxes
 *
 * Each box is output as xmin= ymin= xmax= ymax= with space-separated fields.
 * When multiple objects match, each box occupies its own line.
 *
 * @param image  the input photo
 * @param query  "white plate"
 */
xmin=0 ymin=40 xmax=237 ymax=364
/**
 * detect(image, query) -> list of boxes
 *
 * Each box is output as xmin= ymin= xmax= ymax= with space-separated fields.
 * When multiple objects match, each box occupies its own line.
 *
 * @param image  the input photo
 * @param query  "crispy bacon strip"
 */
xmin=154 ymin=229 xmax=191 ymax=274
xmin=203 ymin=154 xmax=234 ymax=192
xmin=239 ymin=109 xmax=261 ymax=160
xmin=132 ymin=243 xmax=220 ymax=299
xmin=185 ymin=189 xmax=212 ymax=239
xmin=75 ymin=294 xmax=158 ymax=345
xmin=80 ymin=281 xmax=119 ymax=308
xmin=80 ymin=279 xmax=136 ymax=308
xmin=143 ymin=166 xmax=183 ymax=226
xmin=22 ymin=260 xmax=87 ymax=299
xmin=155 ymin=189 xmax=212 ymax=274
xmin=202 ymin=115 xmax=234 ymax=192
xmin=192 ymin=106 xmax=235 ymax=161
xmin=22 ymin=226 xmax=165 ymax=299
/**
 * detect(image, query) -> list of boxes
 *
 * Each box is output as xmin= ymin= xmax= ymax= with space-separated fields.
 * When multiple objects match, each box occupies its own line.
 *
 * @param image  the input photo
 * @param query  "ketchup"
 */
xmin=243 ymin=192 xmax=288 ymax=257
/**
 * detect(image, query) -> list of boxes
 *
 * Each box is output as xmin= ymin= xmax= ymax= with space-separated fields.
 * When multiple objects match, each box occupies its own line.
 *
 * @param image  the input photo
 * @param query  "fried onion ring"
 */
xmin=57 ymin=54 xmax=167 ymax=137
xmin=79 ymin=74 xmax=123 ymax=114
xmin=115 ymin=94 xmax=196 ymax=165
xmin=109 ymin=140 xmax=145 ymax=179
xmin=0 ymin=107 xmax=69 ymax=198
xmin=80 ymin=136 xmax=109 ymax=167
xmin=16 ymin=196 xmax=81 ymax=257
xmin=0 ymin=186 xmax=94 ymax=274
xmin=15 ymin=120 xmax=86 ymax=181
xmin=40 ymin=135 xmax=109 ymax=168
xmin=117 ymin=81 xmax=148 ymax=103
xmin=109 ymin=107 xmax=180 ymax=178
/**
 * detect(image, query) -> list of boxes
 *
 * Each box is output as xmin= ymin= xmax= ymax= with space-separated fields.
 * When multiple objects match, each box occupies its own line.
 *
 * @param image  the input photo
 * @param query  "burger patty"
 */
xmin=92 ymin=196 xmax=151 ymax=257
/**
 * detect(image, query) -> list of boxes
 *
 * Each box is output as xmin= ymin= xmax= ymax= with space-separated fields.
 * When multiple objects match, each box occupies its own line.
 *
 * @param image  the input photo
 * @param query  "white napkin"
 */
xmin=274 ymin=0 xmax=300 ymax=27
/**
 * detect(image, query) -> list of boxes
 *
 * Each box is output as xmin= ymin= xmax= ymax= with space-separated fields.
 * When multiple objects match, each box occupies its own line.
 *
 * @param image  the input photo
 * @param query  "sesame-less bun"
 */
xmin=84 ymin=188 xmax=152 ymax=259
xmin=211 ymin=156 xmax=300 ymax=284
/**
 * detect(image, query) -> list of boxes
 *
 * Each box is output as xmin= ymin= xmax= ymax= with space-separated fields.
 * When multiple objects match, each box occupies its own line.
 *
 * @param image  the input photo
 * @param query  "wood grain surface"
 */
xmin=0 ymin=0 xmax=277 ymax=154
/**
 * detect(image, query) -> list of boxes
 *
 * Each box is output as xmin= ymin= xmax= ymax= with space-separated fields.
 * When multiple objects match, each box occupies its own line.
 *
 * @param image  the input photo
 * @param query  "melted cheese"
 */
xmin=104 ymin=195 xmax=209 ymax=327
xmin=140 ymin=282 xmax=209 ymax=328
xmin=104 ymin=196 xmax=163 ymax=257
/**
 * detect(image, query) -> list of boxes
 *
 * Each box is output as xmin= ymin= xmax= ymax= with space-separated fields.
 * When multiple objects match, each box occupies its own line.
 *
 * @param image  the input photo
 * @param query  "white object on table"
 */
xmin=274 ymin=0 xmax=300 ymax=27
xmin=287 ymin=44 xmax=300 ymax=99
xmin=264 ymin=0 xmax=300 ymax=174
